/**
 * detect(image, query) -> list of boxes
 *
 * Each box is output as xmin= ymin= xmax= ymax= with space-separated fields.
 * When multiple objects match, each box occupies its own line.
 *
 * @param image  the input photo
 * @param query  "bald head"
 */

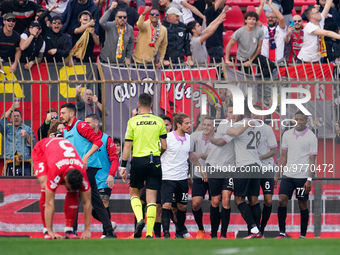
xmin=292 ymin=15 xmax=303 ymax=30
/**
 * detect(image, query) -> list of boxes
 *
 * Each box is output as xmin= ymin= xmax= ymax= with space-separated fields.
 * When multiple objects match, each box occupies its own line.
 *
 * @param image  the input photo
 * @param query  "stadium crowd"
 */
xmin=0 ymin=0 xmax=339 ymax=240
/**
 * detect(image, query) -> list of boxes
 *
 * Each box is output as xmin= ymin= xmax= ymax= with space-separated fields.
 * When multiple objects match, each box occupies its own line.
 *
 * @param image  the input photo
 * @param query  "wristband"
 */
xmin=307 ymin=177 xmax=312 ymax=182
xmin=121 ymin=160 xmax=127 ymax=168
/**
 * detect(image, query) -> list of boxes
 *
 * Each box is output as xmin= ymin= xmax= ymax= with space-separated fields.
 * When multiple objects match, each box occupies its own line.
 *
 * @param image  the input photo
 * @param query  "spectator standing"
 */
xmin=204 ymin=0 xmax=224 ymax=63
xmin=44 ymin=16 xmax=71 ymax=62
xmin=187 ymin=6 xmax=226 ymax=64
xmin=257 ymin=0 xmax=286 ymax=63
xmin=99 ymin=3 xmax=134 ymax=64
xmin=37 ymin=108 xmax=59 ymax=140
xmin=76 ymin=84 xmax=108 ymax=121
xmin=284 ymin=15 xmax=304 ymax=63
xmin=162 ymin=7 xmax=193 ymax=66
xmin=0 ymin=13 xmax=21 ymax=72
xmin=106 ymin=0 xmax=139 ymax=27
xmin=71 ymin=10 xmax=100 ymax=62
xmin=20 ymin=21 xmax=45 ymax=69
xmin=0 ymin=0 xmax=41 ymax=34
xmin=133 ymin=6 xmax=168 ymax=68
xmin=0 ymin=103 xmax=36 ymax=176
xmin=297 ymin=0 xmax=340 ymax=63
xmin=61 ymin=0 xmax=99 ymax=38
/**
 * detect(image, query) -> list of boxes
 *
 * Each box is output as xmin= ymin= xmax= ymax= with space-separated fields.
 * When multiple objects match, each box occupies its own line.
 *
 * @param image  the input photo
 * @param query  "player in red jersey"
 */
xmin=32 ymin=137 xmax=92 ymax=239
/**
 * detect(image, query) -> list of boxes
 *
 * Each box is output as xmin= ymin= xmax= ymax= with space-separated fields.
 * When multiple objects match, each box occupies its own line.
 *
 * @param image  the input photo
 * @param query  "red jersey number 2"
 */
xmin=59 ymin=140 xmax=76 ymax=157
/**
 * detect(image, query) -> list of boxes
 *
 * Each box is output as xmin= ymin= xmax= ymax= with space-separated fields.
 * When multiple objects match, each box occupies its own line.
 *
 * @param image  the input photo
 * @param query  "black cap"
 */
xmin=30 ymin=20 xmax=41 ymax=28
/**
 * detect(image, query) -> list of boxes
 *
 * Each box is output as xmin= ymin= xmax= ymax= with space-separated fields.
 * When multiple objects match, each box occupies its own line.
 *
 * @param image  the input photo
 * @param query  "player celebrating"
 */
xmin=251 ymin=104 xmax=278 ymax=236
xmin=225 ymin=100 xmax=263 ymax=239
xmin=189 ymin=116 xmax=215 ymax=239
xmin=120 ymin=93 xmax=167 ymax=238
xmin=205 ymin=104 xmax=239 ymax=238
xmin=161 ymin=112 xmax=193 ymax=238
xmin=32 ymin=137 xmax=92 ymax=239
xmin=275 ymin=111 xmax=317 ymax=238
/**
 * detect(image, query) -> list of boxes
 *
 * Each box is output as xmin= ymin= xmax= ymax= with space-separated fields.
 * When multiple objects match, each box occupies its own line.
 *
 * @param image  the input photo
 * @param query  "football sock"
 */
xmin=260 ymin=204 xmax=272 ymax=233
xmin=146 ymin=203 xmax=157 ymax=237
xmin=221 ymin=207 xmax=231 ymax=237
xmin=278 ymin=206 xmax=287 ymax=233
xmin=39 ymin=189 xmax=46 ymax=228
xmin=154 ymin=222 xmax=162 ymax=238
xmin=250 ymin=203 xmax=261 ymax=229
xmin=210 ymin=205 xmax=220 ymax=237
xmin=192 ymin=208 xmax=204 ymax=231
xmin=130 ymin=196 xmax=143 ymax=223
xmin=237 ymin=202 xmax=256 ymax=231
xmin=162 ymin=208 xmax=171 ymax=234
xmin=64 ymin=191 xmax=79 ymax=228
xmin=176 ymin=209 xmax=187 ymax=233
xmin=300 ymin=209 xmax=309 ymax=237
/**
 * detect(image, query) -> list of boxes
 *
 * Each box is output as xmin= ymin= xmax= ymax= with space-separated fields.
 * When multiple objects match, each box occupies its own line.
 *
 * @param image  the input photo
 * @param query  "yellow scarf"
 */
xmin=319 ymin=35 xmax=327 ymax=57
xmin=116 ymin=24 xmax=125 ymax=58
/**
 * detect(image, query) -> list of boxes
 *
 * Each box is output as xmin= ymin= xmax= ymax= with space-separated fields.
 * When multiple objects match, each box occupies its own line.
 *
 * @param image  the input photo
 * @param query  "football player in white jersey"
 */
xmin=251 ymin=104 xmax=278 ymax=237
xmin=225 ymin=100 xmax=263 ymax=239
xmin=205 ymin=104 xmax=239 ymax=238
xmin=189 ymin=116 xmax=215 ymax=238
xmin=274 ymin=110 xmax=317 ymax=239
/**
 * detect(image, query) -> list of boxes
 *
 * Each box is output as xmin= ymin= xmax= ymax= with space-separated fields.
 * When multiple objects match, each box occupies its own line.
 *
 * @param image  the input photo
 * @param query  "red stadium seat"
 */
xmin=228 ymin=0 xmax=261 ymax=7
xmin=223 ymin=6 xmax=244 ymax=31
xmin=294 ymin=0 xmax=316 ymax=6
xmin=292 ymin=8 xmax=297 ymax=16
xmin=245 ymin=5 xmax=267 ymax=26
xmin=137 ymin=6 xmax=149 ymax=21
xmin=223 ymin=31 xmax=238 ymax=57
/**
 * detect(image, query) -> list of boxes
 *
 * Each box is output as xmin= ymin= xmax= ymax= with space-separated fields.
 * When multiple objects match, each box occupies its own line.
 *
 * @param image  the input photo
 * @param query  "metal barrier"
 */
xmin=1 ymin=57 xmax=339 ymax=177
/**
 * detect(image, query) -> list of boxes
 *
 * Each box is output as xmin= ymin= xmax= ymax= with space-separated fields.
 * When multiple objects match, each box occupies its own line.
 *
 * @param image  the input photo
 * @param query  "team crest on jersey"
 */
xmin=178 ymin=32 xmax=183 ymax=37
xmin=81 ymin=123 xmax=86 ymax=128
xmin=50 ymin=176 xmax=60 ymax=189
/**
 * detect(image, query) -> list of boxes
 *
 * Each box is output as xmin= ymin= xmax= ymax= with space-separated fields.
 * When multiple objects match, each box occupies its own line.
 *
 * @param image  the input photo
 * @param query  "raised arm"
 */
xmin=267 ymin=0 xmax=285 ymax=29
xmin=322 ymin=0 xmax=333 ymax=19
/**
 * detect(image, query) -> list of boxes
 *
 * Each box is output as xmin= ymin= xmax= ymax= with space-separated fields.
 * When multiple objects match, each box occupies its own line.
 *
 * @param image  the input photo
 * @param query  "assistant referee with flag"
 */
xmin=119 ymin=93 xmax=167 ymax=238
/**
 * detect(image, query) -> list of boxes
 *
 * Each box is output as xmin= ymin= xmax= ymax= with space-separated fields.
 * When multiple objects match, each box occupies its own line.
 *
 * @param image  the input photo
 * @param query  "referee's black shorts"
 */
xmin=130 ymin=156 xmax=162 ymax=190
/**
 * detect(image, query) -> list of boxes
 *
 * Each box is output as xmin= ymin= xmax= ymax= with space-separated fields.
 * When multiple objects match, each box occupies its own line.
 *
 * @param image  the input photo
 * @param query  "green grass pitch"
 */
xmin=1 ymin=238 xmax=340 ymax=255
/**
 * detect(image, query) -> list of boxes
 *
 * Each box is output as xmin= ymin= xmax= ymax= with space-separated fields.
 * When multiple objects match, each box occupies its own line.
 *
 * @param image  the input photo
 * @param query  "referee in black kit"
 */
xmin=119 ymin=93 xmax=167 ymax=238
